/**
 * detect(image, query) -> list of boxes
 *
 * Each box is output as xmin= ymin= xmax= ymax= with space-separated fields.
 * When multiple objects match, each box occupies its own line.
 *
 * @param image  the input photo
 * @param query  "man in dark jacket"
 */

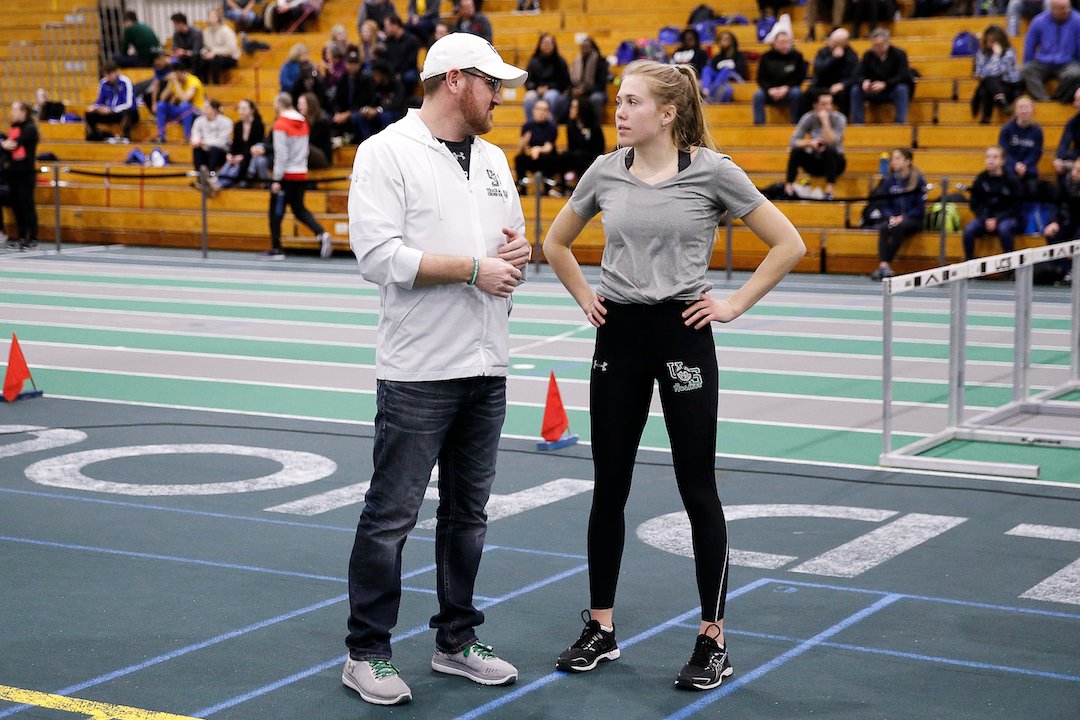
xmin=807 ymin=27 xmax=858 ymax=117
xmin=752 ymin=31 xmax=807 ymax=125
xmin=963 ymin=146 xmax=1023 ymax=260
xmin=850 ymin=28 xmax=912 ymax=124
xmin=331 ymin=48 xmax=377 ymax=142
xmin=382 ymin=15 xmax=420 ymax=93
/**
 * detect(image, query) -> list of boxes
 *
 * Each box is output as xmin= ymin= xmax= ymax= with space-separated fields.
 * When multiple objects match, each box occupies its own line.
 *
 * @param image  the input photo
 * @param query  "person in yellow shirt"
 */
xmin=155 ymin=59 xmax=204 ymax=141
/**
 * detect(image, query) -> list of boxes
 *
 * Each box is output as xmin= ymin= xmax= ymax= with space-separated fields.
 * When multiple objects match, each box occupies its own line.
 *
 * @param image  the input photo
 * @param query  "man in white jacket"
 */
xmin=343 ymin=33 xmax=531 ymax=706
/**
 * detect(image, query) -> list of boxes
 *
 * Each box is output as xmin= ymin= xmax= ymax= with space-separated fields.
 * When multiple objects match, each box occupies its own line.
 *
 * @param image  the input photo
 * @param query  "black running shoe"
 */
xmin=555 ymin=610 xmax=620 ymax=672
xmin=674 ymin=626 xmax=732 ymax=690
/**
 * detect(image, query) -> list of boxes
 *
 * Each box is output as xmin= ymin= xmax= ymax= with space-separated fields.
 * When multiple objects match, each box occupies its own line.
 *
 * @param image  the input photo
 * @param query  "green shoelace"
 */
xmin=463 ymin=642 xmax=496 ymax=659
xmin=369 ymin=659 xmax=400 ymax=680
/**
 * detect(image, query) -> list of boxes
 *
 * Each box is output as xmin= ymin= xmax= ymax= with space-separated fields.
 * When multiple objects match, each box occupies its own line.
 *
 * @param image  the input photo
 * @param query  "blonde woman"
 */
xmin=543 ymin=60 xmax=805 ymax=689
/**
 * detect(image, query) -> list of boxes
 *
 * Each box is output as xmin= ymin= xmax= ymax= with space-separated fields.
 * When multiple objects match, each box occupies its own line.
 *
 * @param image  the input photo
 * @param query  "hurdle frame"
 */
xmin=880 ymin=241 xmax=1080 ymax=478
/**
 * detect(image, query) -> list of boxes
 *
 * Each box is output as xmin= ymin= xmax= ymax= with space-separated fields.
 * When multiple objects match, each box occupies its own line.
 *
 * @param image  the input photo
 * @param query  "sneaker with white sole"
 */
xmin=431 ymin=641 xmax=517 ymax=686
xmin=318 ymin=232 xmax=333 ymax=259
xmin=341 ymin=658 xmax=412 ymax=705
xmin=556 ymin=610 xmax=620 ymax=672
xmin=674 ymin=626 xmax=733 ymax=691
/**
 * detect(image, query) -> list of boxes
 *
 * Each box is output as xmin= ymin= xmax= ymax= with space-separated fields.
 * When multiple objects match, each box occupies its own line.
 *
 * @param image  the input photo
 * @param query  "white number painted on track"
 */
xmin=637 ymin=504 xmax=966 ymax=577
xmin=0 ymin=425 xmax=87 ymax=458
xmin=1006 ymin=524 xmax=1080 ymax=606
xmin=25 ymin=444 xmax=337 ymax=496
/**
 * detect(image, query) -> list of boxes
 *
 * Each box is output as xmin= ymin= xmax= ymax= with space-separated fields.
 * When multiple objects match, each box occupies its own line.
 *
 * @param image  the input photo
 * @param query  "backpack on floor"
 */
xmin=924 ymin=201 xmax=961 ymax=232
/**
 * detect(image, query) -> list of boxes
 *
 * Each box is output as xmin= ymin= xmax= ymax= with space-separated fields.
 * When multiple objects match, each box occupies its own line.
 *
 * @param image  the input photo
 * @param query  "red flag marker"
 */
xmin=2 ymin=334 xmax=42 ymax=402
xmin=537 ymin=371 xmax=578 ymax=451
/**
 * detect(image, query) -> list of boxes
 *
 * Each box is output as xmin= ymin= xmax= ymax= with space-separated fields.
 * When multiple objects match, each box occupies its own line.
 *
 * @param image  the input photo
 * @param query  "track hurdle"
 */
xmin=880 ymin=241 xmax=1080 ymax=478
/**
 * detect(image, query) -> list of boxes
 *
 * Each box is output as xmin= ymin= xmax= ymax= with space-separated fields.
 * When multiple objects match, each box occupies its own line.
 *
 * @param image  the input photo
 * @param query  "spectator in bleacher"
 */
xmin=191 ymin=99 xmax=233 ymax=180
xmin=332 ymin=48 xmax=378 ymax=142
xmin=1040 ymin=160 xmax=1080 ymax=281
xmin=850 ymin=0 xmax=895 ymax=39
xmin=134 ymin=52 xmax=174 ymax=116
xmin=2 ymin=102 xmax=38 ymax=250
xmin=169 ymin=13 xmax=204 ymax=81
xmin=370 ymin=59 xmax=409 ymax=125
xmin=290 ymin=61 xmax=330 ymax=111
xmin=563 ymin=96 xmax=606 ymax=189
xmin=201 ymin=9 xmax=241 ymax=85
xmin=321 ymin=25 xmax=351 ymax=92
xmin=383 ymin=15 xmax=422 ymax=94
xmin=805 ymin=0 xmax=849 ymax=41
xmin=358 ymin=20 xmax=384 ymax=72
xmin=524 ymin=33 xmax=572 ymax=121
xmin=263 ymin=93 xmax=332 ymax=260
xmin=999 ymin=95 xmax=1044 ymax=187
xmin=280 ymin=44 xmax=311 ymax=93
xmin=1020 ymin=0 xmax=1080 ymax=101
xmin=85 ymin=61 xmax=138 ymax=142
xmin=517 ymin=0 xmax=541 ymax=12
xmin=870 ymin=148 xmax=926 ymax=279
xmin=515 ymin=98 xmax=562 ymax=195
xmin=453 ymin=0 xmax=494 ymax=43
xmin=785 ymin=91 xmax=847 ymax=199
xmin=672 ymin=27 xmax=708 ymax=77
xmin=224 ymin=0 xmax=259 ymax=32
xmin=114 ymin=11 xmax=162 ymax=68
xmin=807 ymin=27 xmax=858 ymax=117
xmin=971 ymin=25 xmax=1022 ymax=123
xmin=1006 ymin=0 xmax=1049 ymax=37
xmin=850 ymin=29 xmax=911 ymax=124
xmin=298 ymin=92 xmax=333 ymax=169
xmin=569 ymin=36 xmax=610 ymax=122
xmin=33 ymin=88 xmax=65 ymax=123
xmin=406 ymin=0 xmax=441 ymax=45
xmin=752 ymin=31 xmax=807 ymax=125
xmin=357 ymin=0 xmax=396 ymax=36
xmin=433 ymin=22 xmax=451 ymax=42
xmin=268 ymin=0 xmax=322 ymax=33
xmin=962 ymin=146 xmax=1023 ymax=259
xmin=703 ymin=31 xmax=749 ymax=104
xmin=1054 ymin=87 xmax=1080 ymax=180
xmin=155 ymin=60 xmax=205 ymax=142
xmin=218 ymin=99 xmax=265 ymax=188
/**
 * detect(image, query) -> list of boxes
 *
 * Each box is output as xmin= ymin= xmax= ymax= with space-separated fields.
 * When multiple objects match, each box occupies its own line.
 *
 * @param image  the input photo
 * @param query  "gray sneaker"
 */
xmin=431 ymin=641 xmax=518 ymax=686
xmin=341 ymin=658 xmax=412 ymax=705
xmin=318 ymin=232 xmax=333 ymax=259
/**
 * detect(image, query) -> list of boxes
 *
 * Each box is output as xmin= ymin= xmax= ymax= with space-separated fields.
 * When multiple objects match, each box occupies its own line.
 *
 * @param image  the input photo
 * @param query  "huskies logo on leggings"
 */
xmin=667 ymin=361 xmax=703 ymax=392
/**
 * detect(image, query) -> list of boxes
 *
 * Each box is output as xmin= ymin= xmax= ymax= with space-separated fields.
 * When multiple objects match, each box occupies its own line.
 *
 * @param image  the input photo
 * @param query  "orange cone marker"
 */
xmin=537 ymin=371 xmax=578 ymax=451
xmin=2 ymin=334 xmax=43 ymax=402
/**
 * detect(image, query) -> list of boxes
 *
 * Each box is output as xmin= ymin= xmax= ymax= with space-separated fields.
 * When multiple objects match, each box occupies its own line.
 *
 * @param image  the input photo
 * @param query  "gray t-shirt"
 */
xmin=569 ymin=147 xmax=765 ymax=304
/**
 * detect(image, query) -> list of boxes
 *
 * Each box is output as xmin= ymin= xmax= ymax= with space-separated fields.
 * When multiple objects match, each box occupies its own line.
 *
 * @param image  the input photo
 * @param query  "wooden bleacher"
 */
xmin=0 ymin=0 xmax=1063 ymax=273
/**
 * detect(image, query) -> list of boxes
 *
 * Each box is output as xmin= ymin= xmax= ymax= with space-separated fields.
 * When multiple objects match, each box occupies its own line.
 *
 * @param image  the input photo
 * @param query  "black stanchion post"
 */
xmin=199 ymin=166 xmax=209 ymax=259
xmin=725 ymin=211 xmax=734 ymax=281
xmin=938 ymin=175 xmax=948 ymax=267
xmin=53 ymin=165 xmax=62 ymax=252
xmin=534 ymin=171 xmax=543 ymax=272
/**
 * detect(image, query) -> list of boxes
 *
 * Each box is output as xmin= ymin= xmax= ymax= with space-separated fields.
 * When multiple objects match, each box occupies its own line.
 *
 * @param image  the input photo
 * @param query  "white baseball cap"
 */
xmin=420 ymin=33 xmax=528 ymax=88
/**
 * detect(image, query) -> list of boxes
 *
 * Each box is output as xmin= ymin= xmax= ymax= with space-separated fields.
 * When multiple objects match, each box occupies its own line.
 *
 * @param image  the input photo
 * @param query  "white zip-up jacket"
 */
xmin=349 ymin=110 xmax=527 ymax=381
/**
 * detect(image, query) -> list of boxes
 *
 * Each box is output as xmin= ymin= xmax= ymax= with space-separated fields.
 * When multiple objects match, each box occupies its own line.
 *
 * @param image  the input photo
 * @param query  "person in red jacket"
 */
xmin=2 ymin=101 xmax=39 ymax=250
xmin=260 ymin=92 xmax=332 ymax=260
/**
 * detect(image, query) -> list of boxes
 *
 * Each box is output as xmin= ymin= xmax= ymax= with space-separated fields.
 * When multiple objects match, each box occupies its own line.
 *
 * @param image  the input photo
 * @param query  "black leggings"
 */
xmin=877 ymin=217 xmax=923 ymax=263
xmin=588 ymin=301 xmax=729 ymax=622
xmin=269 ymin=180 xmax=324 ymax=248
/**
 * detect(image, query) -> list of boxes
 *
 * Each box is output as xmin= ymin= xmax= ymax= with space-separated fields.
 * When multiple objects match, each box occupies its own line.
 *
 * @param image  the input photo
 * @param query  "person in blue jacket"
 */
xmin=870 ymin=147 xmax=927 ymax=280
xmin=1020 ymin=0 xmax=1080 ymax=102
xmin=998 ymin=95 xmax=1043 ymax=190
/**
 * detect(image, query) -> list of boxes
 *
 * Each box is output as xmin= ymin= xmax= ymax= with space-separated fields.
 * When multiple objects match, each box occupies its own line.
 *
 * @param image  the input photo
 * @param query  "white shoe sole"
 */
xmin=342 ymin=671 xmax=411 ymax=705
xmin=430 ymin=657 xmax=518 ymax=686
xmin=674 ymin=665 xmax=733 ymax=691
xmin=556 ymin=647 xmax=620 ymax=672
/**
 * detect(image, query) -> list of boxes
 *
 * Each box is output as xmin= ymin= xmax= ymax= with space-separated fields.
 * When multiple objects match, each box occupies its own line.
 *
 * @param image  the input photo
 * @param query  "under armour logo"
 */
xmin=593 ymin=360 xmax=608 ymax=372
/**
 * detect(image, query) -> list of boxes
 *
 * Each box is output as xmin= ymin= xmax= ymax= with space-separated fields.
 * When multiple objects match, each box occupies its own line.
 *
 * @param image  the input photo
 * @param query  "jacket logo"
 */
xmin=487 ymin=169 xmax=508 ymax=199
xmin=593 ymin=360 xmax=608 ymax=372
xmin=667 ymin=361 xmax=702 ymax=392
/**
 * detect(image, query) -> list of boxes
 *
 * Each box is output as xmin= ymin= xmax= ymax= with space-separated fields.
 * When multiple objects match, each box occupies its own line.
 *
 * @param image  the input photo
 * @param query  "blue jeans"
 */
xmin=850 ymin=83 xmax=909 ymax=124
xmin=346 ymin=377 xmax=507 ymax=660
xmin=752 ymin=86 xmax=802 ymax=125
xmin=963 ymin=217 xmax=1019 ymax=260
xmin=156 ymin=101 xmax=198 ymax=139
xmin=524 ymin=88 xmax=568 ymax=121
